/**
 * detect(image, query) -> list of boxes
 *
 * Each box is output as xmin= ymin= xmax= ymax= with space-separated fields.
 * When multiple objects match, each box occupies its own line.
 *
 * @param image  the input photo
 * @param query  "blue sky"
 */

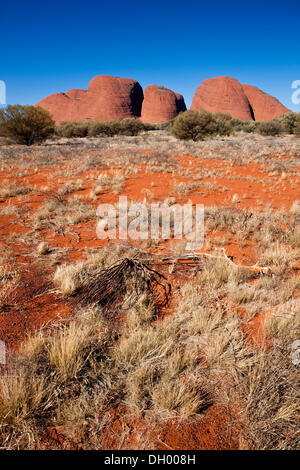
xmin=1 ymin=0 xmax=299 ymax=110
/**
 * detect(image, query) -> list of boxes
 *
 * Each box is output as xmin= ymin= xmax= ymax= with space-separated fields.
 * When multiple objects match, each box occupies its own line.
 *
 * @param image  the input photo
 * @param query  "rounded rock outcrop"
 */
xmin=242 ymin=84 xmax=290 ymax=121
xmin=36 ymin=75 xmax=144 ymax=124
xmin=191 ymin=76 xmax=253 ymax=121
xmin=141 ymin=85 xmax=186 ymax=123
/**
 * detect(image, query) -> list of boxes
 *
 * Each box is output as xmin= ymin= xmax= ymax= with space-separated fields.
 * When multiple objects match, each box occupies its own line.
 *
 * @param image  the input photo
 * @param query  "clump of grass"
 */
xmin=34 ymin=195 xmax=95 ymax=229
xmin=53 ymin=261 xmax=87 ymax=296
xmin=0 ymin=183 xmax=32 ymax=199
xmin=239 ymin=311 xmax=300 ymax=449
xmin=259 ymin=242 xmax=299 ymax=269
xmin=0 ymin=260 xmax=19 ymax=306
xmin=174 ymin=181 xmax=200 ymax=195
xmin=58 ymin=180 xmax=85 ymax=195
xmin=36 ymin=242 xmax=50 ymax=255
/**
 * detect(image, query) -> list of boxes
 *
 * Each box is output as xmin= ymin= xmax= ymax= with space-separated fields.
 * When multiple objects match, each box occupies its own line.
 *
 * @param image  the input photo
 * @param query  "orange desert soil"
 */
xmin=0 ymin=147 xmax=299 ymax=449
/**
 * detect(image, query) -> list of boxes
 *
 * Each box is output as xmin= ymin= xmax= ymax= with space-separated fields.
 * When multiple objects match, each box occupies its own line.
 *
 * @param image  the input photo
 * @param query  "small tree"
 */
xmin=0 ymin=105 xmax=55 ymax=145
xmin=171 ymin=109 xmax=216 ymax=141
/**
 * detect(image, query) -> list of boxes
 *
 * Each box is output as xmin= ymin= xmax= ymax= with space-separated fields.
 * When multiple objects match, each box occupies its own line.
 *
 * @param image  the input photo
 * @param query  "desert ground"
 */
xmin=0 ymin=130 xmax=299 ymax=449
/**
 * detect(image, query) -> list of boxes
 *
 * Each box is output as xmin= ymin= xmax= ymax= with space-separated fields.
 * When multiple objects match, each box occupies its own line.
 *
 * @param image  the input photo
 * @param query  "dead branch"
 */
xmin=76 ymin=258 xmax=171 ymax=312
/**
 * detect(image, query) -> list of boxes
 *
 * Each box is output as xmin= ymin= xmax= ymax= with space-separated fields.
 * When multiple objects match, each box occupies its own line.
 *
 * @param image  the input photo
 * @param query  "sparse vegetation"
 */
xmin=1 ymin=243 xmax=299 ymax=449
xmin=0 ymin=130 xmax=299 ymax=450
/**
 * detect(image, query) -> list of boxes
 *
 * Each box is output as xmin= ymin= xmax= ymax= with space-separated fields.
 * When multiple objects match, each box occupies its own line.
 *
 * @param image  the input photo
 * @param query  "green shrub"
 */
xmin=171 ymin=109 xmax=217 ymax=141
xmin=57 ymin=122 xmax=89 ymax=138
xmin=213 ymin=112 xmax=232 ymax=121
xmin=277 ymin=113 xmax=297 ymax=134
xmin=157 ymin=119 xmax=175 ymax=131
xmin=107 ymin=119 xmax=122 ymax=135
xmin=58 ymin=118 xmax=144 ymax=138
xmin=231 ymin=118 xmax=244 ymax=131
xmin=242 ymin=121 xmax=258 ymax=133
xmin=119 ymin=118 xmax=144 ymax=136
xmin=294 ymin=114 xmax=300 ymax=137
xmin=171 ymin=110 xmax=235 ymax=140
xmin=257 ymin=120 xmax=282 ymax=136
xmin=213 ymin=112 xmax=233 ymax=136
xmin=88 ymin=121 xmax=114 ymax=137
xmin=89 ymin=119 xmax=122 ymax=136
xmin=143 ymin=122 xmax=159 ymax=131
xmin=0 ymin=105 xmax=55 ymax=145
xmin=231 ymin=119 xmax=258 ymax=133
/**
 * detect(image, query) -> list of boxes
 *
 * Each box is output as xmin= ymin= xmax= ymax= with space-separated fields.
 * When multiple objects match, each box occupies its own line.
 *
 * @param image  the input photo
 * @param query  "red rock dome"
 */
xmin=36 ymin=75 xmax=144 ymax=124
xmin=190 ymin=76 xmax=253 ymax=121
xmin=242 ymin=84 xmax=290 ymax=121
xmin=141 ymin=85 xmax=186 ymax=123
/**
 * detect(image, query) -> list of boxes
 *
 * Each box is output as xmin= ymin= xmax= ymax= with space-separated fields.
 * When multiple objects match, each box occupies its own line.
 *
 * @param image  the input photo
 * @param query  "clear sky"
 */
xmin=1 ymin=0 xmax=300 ymax=110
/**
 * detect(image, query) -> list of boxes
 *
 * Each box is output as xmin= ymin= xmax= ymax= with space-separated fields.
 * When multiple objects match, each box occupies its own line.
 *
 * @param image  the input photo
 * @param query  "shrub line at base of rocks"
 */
xmin=1 ymin=105 xmax=300 ymax=145
xmin=56 ymin=118 xmax=161 ymax=138
xmin=170 ymin=110 xmax=300 ymax=141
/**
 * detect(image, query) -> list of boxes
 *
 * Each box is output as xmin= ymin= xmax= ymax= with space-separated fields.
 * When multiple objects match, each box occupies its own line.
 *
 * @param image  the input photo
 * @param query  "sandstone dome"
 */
xmin=242 ymin=84 xmax=290 ymax=121
xmin=190 ymin=76 xmax=253 ymax=121
xmin=141 ymin=85 xmax=186 ymax=123
xmin=36 ymin=75 xmax=144 ymax=124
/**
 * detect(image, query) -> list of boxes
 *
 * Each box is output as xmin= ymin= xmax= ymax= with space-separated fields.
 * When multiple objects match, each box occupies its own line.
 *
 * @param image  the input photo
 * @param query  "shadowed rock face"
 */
xmin=175 ymin=93 xmax=187 ymax=113
xmin=242 ymin=84 xmax=290 ymax=121
xmin=141 ymin=85 xmax=187 ymax=123
xmin=36 ymin=75 xmax=144 ymax=124
xmin=191 ymin=76 xmax=253 ymax=121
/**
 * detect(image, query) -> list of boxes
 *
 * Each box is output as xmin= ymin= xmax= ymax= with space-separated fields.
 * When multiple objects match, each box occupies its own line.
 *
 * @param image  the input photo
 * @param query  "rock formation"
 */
xmin=242 ymin=84 xmax=290 ymax=121
xmin=191 ymin=76 xmax=290 ymax=121
xmin=36 ymin=74 xmax=290 ymax=124
xmin=36 ymin=75 xmax=144 ymax=124
xmin=141 ymin=85 xmax=186 ymax=123
xmin=190 ymin=76 xmax=253 ymax=121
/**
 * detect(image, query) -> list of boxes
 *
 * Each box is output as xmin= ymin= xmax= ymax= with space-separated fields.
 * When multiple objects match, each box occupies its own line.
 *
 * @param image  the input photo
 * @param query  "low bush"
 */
xmin=157 ymin=119 xmax=175 ymax=130
xmin=0 ymin=105 xmax=55 ymax=145
xmin=119 ymin=118 xmax=144 ymax=136
xmin=171 ymin=110 xmax=215 ymax=141
xmin=88 ymin=121 xmax=115 ymax=137
xmin=242 ymin=121 xmax=258 ymax=133
xmin=171 ymin=110 xmax=234 ymax=140
xmin=213 ymin=112 xmax=232 ymax=121
xmin=213 ymin=112 xmax=233 ymax=136
xmin=231 ymin=119 xmax=258 ymax=133
xmin=56 ymin=122 xmax=89 ymax=138
xmin=142 ymin=122 xmax=159 ymax=131
xmin=274 ymin=112 xmax=298 ymax=134
xmin=61 ymin=118 xmax=145 ymax=138
xmin=257 ymin=120 xmax=282 ymax=136
xmin=294 ymin=114 xmax=300 ymax=137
